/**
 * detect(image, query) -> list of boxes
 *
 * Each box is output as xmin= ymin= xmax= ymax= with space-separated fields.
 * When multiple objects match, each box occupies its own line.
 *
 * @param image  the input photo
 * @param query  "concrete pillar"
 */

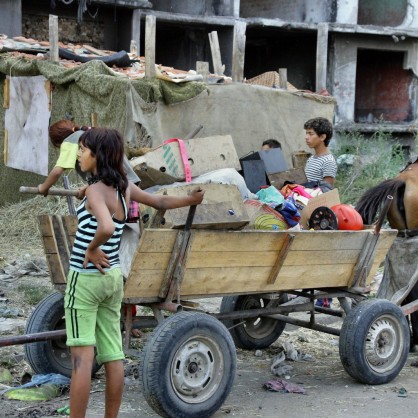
xmin=316 ymin=23 xmax=328 ymax=93
xmin=336 ymin=0 xmax=358 ymax=24
xmin=331 ymin=38 xmax=358 ymax=123
xmin=0 ymin=0 xmax=22 ymax=37
xmin=132 ymin=9 xmax=141 ymax=57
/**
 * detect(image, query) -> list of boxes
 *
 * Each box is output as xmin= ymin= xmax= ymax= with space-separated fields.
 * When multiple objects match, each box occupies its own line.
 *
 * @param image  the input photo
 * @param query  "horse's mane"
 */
xmin=355 ymin=179 xmax=405 ymax=225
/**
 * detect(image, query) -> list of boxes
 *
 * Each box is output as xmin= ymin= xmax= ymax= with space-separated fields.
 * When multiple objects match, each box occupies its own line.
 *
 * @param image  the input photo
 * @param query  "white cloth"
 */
xmin=5 ymin=75 xmax=50 ymax=175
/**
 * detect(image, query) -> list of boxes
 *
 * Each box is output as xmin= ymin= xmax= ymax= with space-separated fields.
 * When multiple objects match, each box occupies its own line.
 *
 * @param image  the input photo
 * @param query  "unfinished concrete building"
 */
xmin=2 ymin=0 xmax=418 ymax=151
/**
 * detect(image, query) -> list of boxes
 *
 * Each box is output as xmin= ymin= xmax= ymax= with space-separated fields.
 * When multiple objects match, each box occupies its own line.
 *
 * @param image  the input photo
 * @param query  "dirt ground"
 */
xmin=1 ymin=272 xmax=418 ymax=418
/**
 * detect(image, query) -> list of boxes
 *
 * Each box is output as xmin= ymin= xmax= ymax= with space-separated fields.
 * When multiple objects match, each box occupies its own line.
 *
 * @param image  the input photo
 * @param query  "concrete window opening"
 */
xmin=244 ymin=28 xmax=317 ymax=91
xmin=358 ymin=0 xmax=407 ymax=27
xmin=355 ymin=49 xmax=415 ymax=123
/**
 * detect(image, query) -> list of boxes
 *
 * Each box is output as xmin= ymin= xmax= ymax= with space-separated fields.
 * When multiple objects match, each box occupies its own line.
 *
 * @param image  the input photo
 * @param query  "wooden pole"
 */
xmin=208 ymin=31 xmax=224 ymax=76
xmin=49 ymin=15 xmax=59 ymax=62
xmin=20 ymin=186 xmax=79 ymax=196
xmin=145 ymin=14 xmax=156 ymax=78
xmin=196 ymin=61 xmax=209 ymax=82
xmin=279 ymin=68 xmax=287 ymax=89
xmin=231 ymin=21 xmax=246 ymax=82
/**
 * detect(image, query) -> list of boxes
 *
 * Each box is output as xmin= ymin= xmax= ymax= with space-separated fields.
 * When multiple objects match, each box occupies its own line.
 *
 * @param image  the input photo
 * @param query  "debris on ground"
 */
xmin=263 ymin=378 xmax=306 ymax=394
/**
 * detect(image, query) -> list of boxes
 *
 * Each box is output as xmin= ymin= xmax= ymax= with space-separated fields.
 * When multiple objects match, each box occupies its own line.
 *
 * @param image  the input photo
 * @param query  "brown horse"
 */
xmin=355 ymin=160 xmax=418 ymax=230
xmin=355 ymin=159 xmax=418 ymax=349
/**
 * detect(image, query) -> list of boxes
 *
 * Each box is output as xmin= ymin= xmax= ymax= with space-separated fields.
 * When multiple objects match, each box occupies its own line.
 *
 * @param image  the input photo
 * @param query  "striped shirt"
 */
xmin=305 ymin=154 xmax=337 ymax=182
xmin=69 ymin=190 xmax=127 ymax=273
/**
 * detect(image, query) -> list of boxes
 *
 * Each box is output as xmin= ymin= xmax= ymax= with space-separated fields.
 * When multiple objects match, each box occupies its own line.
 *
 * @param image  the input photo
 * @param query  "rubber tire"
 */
xmin=24 ymin=292 xmax=101 ymax=378
xmin=139 ymin=311 xmax=236 ymax=418
xmin=339 ymin=299 xmax=410 ymax=385
xmin=220 ymin=293 xmax=288 ymax=350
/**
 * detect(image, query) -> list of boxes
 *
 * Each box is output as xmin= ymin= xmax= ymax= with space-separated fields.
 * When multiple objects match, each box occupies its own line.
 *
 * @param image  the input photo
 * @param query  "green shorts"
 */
xmin=64 ymin=268 xmax=124 ymax=365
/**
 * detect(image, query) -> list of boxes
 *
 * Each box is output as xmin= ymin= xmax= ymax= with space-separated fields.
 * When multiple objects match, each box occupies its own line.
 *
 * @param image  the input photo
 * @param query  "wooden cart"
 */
xmin=2 ymin=209 xmax=411 ymax=418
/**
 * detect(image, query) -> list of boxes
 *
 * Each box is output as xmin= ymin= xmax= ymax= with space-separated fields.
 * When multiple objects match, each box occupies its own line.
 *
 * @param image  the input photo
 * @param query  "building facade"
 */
xmin=1 ymin=0 xmax=417 ymax=150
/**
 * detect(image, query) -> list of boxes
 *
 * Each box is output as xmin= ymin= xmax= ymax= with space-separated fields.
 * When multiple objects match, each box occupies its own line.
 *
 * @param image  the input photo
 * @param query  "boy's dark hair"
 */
xmin=262 ymin=139 xmax=282 ymax=149
xmin=49 ymin=120 xmax=89 ymax=148
xmin=304 ymin=117 xmax=333 ymax=146
xmin=79 ymin=128 xmax=128 ymax=194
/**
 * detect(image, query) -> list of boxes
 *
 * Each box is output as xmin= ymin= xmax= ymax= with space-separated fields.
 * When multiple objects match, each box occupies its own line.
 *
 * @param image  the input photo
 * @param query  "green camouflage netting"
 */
xmin=0 ymin=53 xmax=207 ymax=205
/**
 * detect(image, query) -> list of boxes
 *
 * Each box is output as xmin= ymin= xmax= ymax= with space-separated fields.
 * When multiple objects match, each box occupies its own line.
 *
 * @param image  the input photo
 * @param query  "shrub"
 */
xmin=332 ymin=128 xmax=406 ymax=205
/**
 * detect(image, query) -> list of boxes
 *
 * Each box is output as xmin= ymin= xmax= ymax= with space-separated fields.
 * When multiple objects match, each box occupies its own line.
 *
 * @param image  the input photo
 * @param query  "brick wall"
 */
xmin=22 ymin=14 xmax=105 ymax=49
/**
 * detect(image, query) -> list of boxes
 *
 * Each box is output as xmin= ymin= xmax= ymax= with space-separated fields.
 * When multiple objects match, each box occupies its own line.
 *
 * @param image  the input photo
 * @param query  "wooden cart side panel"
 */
xmin=38 ymin=215 xmax=66 ymax=285
xmin=124 ymin=229 xmax=397 ymax=300
xmin=38 ymin=215 xmax=77 ymax=286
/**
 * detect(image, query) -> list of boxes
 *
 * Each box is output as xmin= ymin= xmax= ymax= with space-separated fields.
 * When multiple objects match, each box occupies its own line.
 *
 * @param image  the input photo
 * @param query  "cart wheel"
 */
xmin=220 ymin=293 xmax=288 ymax=350
xmin=139 ymin=311 xmax=236 ymax=418
xmin=24 ymin=292 xmax=101 ymax=378
xmin=339 ymin=299 xmax=410 ymax=385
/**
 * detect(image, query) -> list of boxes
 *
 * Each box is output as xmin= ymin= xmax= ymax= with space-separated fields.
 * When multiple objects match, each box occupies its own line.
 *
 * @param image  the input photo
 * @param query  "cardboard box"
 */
xmin=268 ymin=167 xmax=307 ymax=190
xmin=130 ymin=135 xmax=241 ymax=189
xmin=299 ymin=188 xmax=340 ymax=229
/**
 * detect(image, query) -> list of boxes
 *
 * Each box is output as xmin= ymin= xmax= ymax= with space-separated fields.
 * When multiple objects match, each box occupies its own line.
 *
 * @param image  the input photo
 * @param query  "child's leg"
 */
xmin=104 ymin=360 xmax=124 ymax=418
xmin=69 ymin=345 xmax=95 ymax=417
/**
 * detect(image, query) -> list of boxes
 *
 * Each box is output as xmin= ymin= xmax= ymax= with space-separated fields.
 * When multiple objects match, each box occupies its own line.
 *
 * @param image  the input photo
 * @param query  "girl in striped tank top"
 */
xmin=65 ymin=128 xmax=204 ymax=417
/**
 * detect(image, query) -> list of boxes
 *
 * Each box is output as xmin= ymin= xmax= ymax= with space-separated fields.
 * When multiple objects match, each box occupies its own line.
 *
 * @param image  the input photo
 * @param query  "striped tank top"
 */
xmin=69 ymin=190 xmax=127 ymax=273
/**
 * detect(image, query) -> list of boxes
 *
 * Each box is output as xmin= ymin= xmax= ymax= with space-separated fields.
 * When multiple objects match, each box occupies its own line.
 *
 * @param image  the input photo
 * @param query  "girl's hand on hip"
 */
xmin=83 ymin=247 xmax=110 ymax=274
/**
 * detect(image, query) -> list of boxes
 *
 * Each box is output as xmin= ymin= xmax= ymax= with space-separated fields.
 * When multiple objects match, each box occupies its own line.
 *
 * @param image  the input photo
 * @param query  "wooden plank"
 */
xmin=208 ymin=31 xmax=224 ymax=75
xmin=196 ymin=61 xmax=209 ymax=82
xmin=267 ymin=234 xmax=294 ymax=284
xmin=38 ymin=215 xmax=66 ymax=285
xmin=130 ymin=229 xmax=178 ymax=253
xmin=231 ymin=21 xmax=246 ymax=82
xmin=45 ymin=254 xmax=66 ymax=285
xmin=279 ymin=68 xmax=288 ymax=89
xmin=132 ymin=249 xmax=360 ymax=270
xmin=158 ymin=230 xmax=186 ymax=298
xmin=145 ymin=14 xmax=156 ymax=78
xmin=124 ymin=263 xmax=355 ymax=299
xmin=82 ymin=44 xmax=107 ymax=56
xmin=190 ymin=230 xmax=368 ymax=252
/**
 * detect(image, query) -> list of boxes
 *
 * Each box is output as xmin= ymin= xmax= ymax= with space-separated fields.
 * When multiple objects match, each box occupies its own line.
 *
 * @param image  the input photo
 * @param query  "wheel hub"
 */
xmin=171 ymin=337 xmax=223 ymax=403
xmin=365 ymin=318 xmax=397 ymax=366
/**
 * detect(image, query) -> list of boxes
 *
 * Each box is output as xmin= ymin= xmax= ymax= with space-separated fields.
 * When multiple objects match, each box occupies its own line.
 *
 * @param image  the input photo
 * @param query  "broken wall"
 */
xmin=329 ymin=34 xmax=418 ymax=125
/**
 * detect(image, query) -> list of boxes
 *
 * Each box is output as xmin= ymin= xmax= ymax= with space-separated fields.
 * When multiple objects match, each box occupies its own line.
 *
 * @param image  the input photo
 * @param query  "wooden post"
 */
xmin=145 ymin=14 xmax=156 ymax=78
xmin=131 ymin=9 xmax=141 ymax=57
xmin=231 ymin=21 xmax=246 ymax=82
xmin=49 ymin=15 xmax=59 ymax=62
xmin=91 ymin=112 xmax=98 ymax=128
xmin=316 ymin=22 xmax=329 ymax=93
xmin=196 ymin=61 xmax=210 ymax=82
xmin=208 ymin=31 xmax=224 ymax=75
xmin=279 ymin=68 xmax=287 ymax=89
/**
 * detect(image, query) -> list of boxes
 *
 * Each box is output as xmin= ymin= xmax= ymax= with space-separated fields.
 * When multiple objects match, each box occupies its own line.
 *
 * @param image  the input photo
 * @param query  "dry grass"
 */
xmin=0 ymin=196 xmax=70 ymax=266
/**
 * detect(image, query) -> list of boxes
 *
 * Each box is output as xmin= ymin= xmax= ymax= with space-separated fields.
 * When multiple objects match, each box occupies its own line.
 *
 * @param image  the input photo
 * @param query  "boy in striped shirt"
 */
xmin=304 ymin=117 xmax=337 ymax=191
